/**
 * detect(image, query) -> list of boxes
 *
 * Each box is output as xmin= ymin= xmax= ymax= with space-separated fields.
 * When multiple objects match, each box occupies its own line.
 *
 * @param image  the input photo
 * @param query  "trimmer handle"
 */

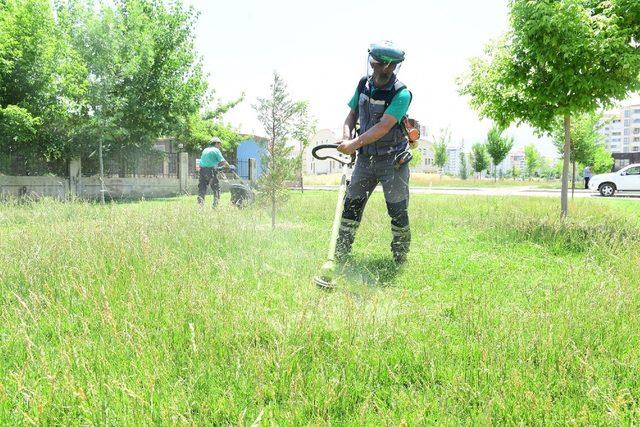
xmin=311 ymin=143 xmax=355 ymax=166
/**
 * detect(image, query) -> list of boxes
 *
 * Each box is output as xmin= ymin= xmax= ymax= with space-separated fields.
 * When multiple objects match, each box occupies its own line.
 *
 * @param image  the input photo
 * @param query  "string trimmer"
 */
xmin=311 ymin=144 xmax=355 ymax=290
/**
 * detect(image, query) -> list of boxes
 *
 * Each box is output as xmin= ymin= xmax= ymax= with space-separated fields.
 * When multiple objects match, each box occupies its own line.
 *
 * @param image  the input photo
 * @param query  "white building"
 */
xmin=495 ymin=149 xmax=526 ymax=175
xmin=442 ymin=146 xmax=463 ymax=175
xmin=410 ymin=139 xmax=437 ymax=173
xmin=602 ymin=100 xmax=640 ymax=153
xmin=305 ymin=129 xmax=341 ymax=175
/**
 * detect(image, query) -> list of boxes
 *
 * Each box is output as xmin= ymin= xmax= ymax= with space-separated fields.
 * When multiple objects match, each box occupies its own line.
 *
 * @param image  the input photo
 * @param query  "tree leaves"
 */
xmin=486 ymin=126 xmax=514 ymax=178
xmin=59 ymin=0 xmax=207 ymax=154
xmin=524 ymin=144 xmax=541 ymax=177
xmin=471 ymin=142 xmax=490 ymax=175
xmin=252 ymin=72 xmax=312 ymax=228
xmin=432 ymin=128 xmax=450 ymax=172
xmin=550 ymin=111 xmax=605 ymax=165
xmin=459 ymin=0 xmax=640 ymax=132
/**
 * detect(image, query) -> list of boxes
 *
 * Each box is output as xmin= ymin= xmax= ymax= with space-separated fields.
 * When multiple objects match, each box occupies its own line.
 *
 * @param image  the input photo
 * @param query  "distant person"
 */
xmin=198 ymin=137 xmax=229 ymax=207
xmin=583 ymin=165 xmax=592 ymax=189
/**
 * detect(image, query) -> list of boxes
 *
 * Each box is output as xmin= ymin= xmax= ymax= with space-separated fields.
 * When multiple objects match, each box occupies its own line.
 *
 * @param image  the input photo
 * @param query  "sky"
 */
xmin=181 ymin=0 xmax=634 ymax=159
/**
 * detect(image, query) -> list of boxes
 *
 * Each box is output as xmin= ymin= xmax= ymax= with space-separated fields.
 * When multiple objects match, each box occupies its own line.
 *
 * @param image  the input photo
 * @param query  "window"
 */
xmin=635 ymin=128 xmax=640 ymax=134
xmin=634 ymin=109 xmax=640 ymax=114
xmin=625 ymin=110 xmax=632 ymax=117
xmin=635 ymin=119 xmax=640 ymax=124
xmin=625 ymin=119 xmax=632 ymax=127
xmin=616 ymin=159 xmax=630 ymax=168
xmin=625 ymin=166 xmax=640 ymax=175
xmin=625 ymin=129 xmax=631 ymax=135
xmin=625 ymin=137 xmax=630 ymax=143
xmin=635 ymin=137 xmax=640 ymax=142
xmin=612 ymin=132 xmax=622 ymax=136
xmin=633 ymin=147 xmax=640 ymax=152
xmin=613 ymin=119 xmax=622 ymax=124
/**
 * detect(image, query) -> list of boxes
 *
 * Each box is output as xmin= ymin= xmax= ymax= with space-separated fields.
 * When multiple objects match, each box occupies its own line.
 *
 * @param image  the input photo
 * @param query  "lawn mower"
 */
xmin=215 ymin=165 xmax=255 ymax=208
xmin=311 ymin=143 xmax=355 ymax=290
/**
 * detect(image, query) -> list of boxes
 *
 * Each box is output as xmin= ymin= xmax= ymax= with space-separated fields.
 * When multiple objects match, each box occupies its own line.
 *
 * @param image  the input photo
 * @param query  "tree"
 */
xmin=409 ymin=146 xmax=423 ymax=169
xmin=433 ymin=128 xmax=450 ymax=178
xmin=459 ymin=151 xmax=468 ymax=180
xmin=524 ymin=144 xmax=540 ymax=178
xmin=510 ymin=165 xmax=521 ymax=180
xmin=292 ymin=104 xmax=316 ymax=193
xmin=459 ymin=0 xmax=640 ymax=217
xmin=551 ymin=112 xmax=605 ymax=197
xmin=175 ymin=108 xmax=243 ymax=155
xmin=470 ymin=143 xmax=489 ymax=178
xmin=253 ymin=72 xmax=308 ymax=229
xmin=592 ymin=145 xmax=614 ymax=174
xmin=0 ymin=0 xmax=87 ymax=175
xmin=485 ymin=126 xmax=514 ymax=182
xmin=59 ymin=0 xmax=207 ymax=171
xmin=539 ymin=157 xmax=558 ymax=180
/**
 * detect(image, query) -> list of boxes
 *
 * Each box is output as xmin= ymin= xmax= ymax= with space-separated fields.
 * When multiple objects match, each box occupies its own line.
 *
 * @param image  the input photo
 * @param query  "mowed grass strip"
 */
xmin=0 ymin=193 xmax=639 ymax=425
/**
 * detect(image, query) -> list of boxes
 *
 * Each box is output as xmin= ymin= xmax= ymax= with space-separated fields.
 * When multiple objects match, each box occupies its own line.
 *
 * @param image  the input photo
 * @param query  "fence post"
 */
xmin=248 ymin=158 xmax=257 ymax=183
xmin=179 ymin=152 xmax=189 ymax=193
xmin=68 ymin=157 xmax=81 ymax=198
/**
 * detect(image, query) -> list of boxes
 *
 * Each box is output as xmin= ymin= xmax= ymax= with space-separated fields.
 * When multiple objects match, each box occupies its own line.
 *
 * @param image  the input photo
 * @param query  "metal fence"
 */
xmin=0 ymin=151 xmax=67 ymax=177
xmin=236 ymin=160 xmax=250 ymax=179
xmin=189 ymin=159 xmax=252 ymax=180
xmin=82 ymin=150 xmax=178 ymax=178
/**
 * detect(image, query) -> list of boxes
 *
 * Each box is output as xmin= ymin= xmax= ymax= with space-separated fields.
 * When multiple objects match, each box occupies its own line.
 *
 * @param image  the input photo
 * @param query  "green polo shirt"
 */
xmin=348 ymin=87 xmax=411 ymax=122
xmin=199 ymin=146 xmax=225 ymax=167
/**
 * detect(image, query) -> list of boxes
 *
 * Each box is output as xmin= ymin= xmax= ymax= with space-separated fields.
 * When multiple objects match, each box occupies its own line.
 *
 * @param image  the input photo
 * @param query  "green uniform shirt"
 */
xmin=348 ymin=87 xmax=411 ymax=123
xmin=199 ymin=146 xmax=225 ymax=167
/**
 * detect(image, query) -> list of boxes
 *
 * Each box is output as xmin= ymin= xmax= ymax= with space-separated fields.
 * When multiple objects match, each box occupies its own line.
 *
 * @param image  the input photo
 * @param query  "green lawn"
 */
xmin=1 ymin=193 xmax=639 ymax=424
xmin=304 ymin=173 xmax=565 ymax=189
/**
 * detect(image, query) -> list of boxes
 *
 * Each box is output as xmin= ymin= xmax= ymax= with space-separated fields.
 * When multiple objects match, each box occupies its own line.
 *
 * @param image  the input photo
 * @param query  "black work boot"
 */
xmin=335 ymin=218 xmax=359 ymax=262
xmin=391 ymin=224 xmax=411 ymax=265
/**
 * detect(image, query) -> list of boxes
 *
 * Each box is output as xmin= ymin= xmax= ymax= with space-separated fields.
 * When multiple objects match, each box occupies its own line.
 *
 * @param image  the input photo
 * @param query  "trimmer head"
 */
xmin=313 ymin=261 xmax=337 ymax=290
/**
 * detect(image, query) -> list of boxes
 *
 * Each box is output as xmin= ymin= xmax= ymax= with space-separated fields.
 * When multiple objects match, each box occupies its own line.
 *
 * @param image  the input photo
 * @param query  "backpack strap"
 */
xmin=355 ymin=77 xmax=413 ymax=118
xmin=357 ymin=76 xmax=368 ymax=94
xmin=353 ymin=76 xmax=368 ymax=119
xmin=384 ymin=79 xmax=408 ymax=109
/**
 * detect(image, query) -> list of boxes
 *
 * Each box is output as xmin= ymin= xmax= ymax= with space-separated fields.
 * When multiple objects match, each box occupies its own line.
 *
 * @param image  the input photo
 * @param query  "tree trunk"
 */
xmin=299 ymin=156 xmax=304 ymax=193
xmin=271 ymin=193 xmax=276 ymax=230
xmin=269 ymin=135 xmax=276 ymax=229
xmin=300 ymin=171 xmax=304 ymax=193
xmin=99 ymin=139 xmax=105 ymax=205
xmin=560 ymin=114 xmax=571 ymax=218
xmin=571 ymin=160 xmax=576 ymax=199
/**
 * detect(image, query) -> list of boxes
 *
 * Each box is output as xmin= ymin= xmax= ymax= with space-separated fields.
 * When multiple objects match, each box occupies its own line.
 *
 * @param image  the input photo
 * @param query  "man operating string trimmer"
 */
xmin=335 ymin=41 xmax=415 ymax=265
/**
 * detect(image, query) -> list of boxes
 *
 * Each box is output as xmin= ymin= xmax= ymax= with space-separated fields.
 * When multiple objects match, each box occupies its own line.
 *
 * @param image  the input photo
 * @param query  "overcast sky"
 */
xmin=183 ymin=0 xmax=638 ymax=158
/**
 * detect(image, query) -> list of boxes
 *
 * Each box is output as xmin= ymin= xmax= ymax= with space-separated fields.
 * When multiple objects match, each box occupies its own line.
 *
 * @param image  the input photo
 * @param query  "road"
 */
xmin=304 ymin=185 xmax=640 ymax=199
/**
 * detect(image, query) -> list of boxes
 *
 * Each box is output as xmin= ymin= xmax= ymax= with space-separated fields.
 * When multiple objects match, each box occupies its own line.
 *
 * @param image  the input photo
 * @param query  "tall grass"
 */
xmin=1 ymin=194 xmax=639 ymax=424
xmin=304 ymin=173 xmax=559 ymax=188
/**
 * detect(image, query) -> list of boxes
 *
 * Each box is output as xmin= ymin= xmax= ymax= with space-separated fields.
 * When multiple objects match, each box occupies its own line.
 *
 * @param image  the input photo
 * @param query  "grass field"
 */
xmin=1 ymin=193 xmax=639 ymax=424
xmin=304 ymin=173 xmax=563 ymax=189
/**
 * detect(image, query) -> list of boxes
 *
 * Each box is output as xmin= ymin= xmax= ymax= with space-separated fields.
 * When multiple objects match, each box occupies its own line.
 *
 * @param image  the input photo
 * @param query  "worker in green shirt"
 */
xmin=335 ymin=41 xmax=413 ymax=265
xmin=198 ymin=137 xmax=229 ymax=207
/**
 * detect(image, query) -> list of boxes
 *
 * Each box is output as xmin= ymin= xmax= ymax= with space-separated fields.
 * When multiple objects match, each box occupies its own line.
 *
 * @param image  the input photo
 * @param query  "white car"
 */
xmin=589 ymin=163 xmax=640 ymax=197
